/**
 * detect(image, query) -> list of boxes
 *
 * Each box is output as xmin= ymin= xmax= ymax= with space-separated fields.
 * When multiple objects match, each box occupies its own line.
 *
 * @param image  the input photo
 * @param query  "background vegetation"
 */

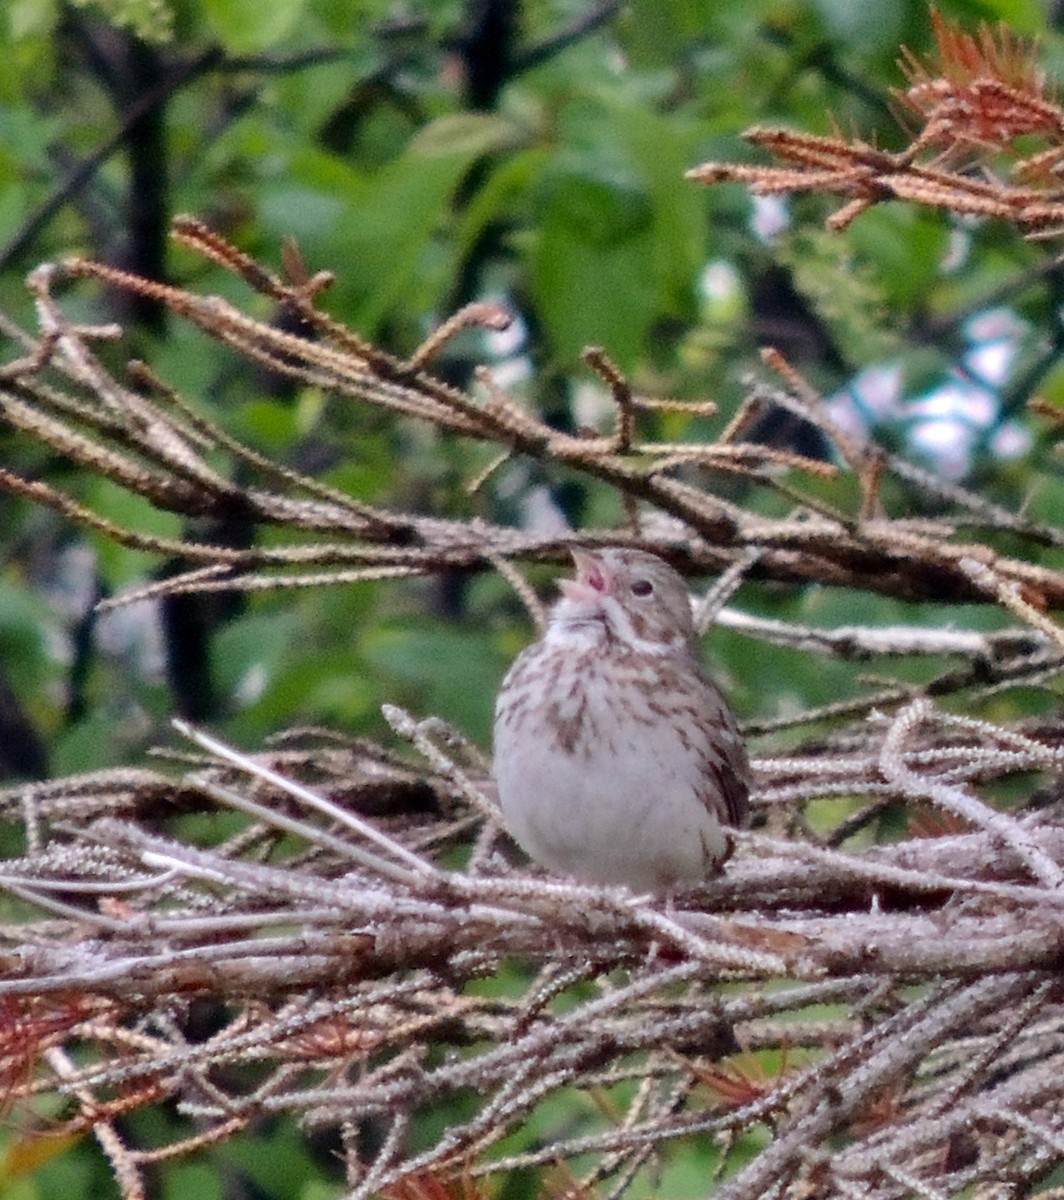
xmin=1 ymin=0 xmax=1054 ymax=783
xmin=4 ymin=1 xmax=1064 ymax=1198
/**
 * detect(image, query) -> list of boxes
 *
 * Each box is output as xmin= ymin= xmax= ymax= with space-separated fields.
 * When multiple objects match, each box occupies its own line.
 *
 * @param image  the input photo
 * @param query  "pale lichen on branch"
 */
xmin=4 ymin=13 xmax=1064 ymax=1198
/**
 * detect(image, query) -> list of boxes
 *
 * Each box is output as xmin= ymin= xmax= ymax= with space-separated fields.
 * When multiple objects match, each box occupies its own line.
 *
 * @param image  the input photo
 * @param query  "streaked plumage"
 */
xmin=493 ymin=548 xmax=750 ymax=890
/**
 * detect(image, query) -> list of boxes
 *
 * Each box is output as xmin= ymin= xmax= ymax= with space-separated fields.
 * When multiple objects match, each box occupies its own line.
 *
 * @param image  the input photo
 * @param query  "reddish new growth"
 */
xmin=687 ymin=9 xmax=1064 ymax=235
xmin=898 ymin=9 xmax=1064 ymax=161
xmin=0 ymin=995 xmax=107 ymax=1105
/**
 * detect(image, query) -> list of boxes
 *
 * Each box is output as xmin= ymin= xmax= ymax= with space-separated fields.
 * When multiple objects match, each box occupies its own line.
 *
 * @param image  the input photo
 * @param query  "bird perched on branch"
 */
xmin=493 ymin=547 xmax=750 ymax=891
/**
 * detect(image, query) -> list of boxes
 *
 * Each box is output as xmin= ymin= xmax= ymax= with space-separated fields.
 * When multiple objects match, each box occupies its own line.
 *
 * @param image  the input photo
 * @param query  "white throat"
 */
xmin=548 ymin=597 xmax=684 ymax=657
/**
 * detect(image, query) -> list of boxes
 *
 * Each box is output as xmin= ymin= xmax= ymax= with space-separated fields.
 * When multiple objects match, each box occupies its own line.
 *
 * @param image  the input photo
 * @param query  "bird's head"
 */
xmin=552 ymin=547 xmax=696 ymax=653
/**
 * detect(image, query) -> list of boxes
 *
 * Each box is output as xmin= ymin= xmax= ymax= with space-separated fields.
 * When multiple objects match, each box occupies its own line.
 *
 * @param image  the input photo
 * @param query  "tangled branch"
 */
xmin=3 ymin=699 xmax=1064 ymax=1198
xmin=688 ymin=9 xmax=1064 ymax=238
xmin=4 ymin=12 xmax=1064 ymax=1198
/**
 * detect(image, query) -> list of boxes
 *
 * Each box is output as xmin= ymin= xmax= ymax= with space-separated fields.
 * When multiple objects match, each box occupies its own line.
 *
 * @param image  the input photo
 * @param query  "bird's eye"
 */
xmin=631 ymin=578 xmax=654 ymax=597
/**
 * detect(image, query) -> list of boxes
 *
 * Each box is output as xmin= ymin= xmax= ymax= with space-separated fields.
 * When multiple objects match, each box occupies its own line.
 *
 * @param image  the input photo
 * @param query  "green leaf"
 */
xmin=776 ymin=228 xmax=899 ymax=367
xmin=408 ymin=111 xmax=521 ymax=159
xmin=540 ymin=161 xmax=653 ymax=247
xmin=339 ymin=121 xmax=513 ymax=333
xmin=201 ymin=0 xmax=307 ymax=52
xmin=68 ymin=0 xmax=173 ymax=43
xmin=532 ymin=208 xmax=656 ymax=367
xmin=0 ymin=580 xmax=50 ymax=694
xmin=84 ymin=478 xmax=183 ymax=589
xmin=810 ymin=0 xmax=905 ymax=50
xmin=845 ymin=208 xmax=950 ymax=312
xmin=220 ymin=1124 xmax=322 ymax=1200
xmin=452 ymin=146 xmax=550 ymax=263
xmin=163 ymin=1161 xmax=224 ymax=1200
xmin=7 ymin=0 xmax=57 ymax=41
xmin=525 ymin=94 xmax=706 ymax=366
xmin=362 ymin=623 xmax=504 ymax=742
xmin=624 ymin=0 xmax=720 ymax=61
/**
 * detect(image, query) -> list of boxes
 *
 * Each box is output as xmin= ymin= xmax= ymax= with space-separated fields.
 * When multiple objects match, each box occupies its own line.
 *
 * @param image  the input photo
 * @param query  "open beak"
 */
xmin=558 ymin=549 xmax=611 ymax=604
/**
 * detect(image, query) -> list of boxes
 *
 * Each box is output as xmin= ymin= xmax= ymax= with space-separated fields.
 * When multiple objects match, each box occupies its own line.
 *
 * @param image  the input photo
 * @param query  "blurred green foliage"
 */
xmin=2 ymin=0 xmax=1064 ymax=1192
xmin=0 ymin=0 xmax=1055 ymax=769
xmin=0 ymin=0 xmax=1058 ymax=736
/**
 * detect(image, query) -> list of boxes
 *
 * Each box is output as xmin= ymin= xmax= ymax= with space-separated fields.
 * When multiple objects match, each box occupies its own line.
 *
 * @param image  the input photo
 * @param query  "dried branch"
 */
xmin=688 ymin=10 xmax=1064 ymax=238
xmin=2 ymin=694 xmax=1064 ymax=1198
xmin=5 ymin=13 xmax=1064 ymax=1195
xmin=2 ymin=230 xmax=1064 ymax=615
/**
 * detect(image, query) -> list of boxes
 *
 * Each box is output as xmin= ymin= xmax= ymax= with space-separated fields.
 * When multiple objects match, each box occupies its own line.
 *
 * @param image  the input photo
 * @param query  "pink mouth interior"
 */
xmin=559 ymin=555 xmax=610 ymax=606
xmin=583 ymin=562 xmax=606 ymax=592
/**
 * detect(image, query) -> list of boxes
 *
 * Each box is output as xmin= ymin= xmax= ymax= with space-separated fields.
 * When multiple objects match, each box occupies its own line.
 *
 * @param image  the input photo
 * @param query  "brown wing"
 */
xmin=693 ymin=662 xmax=751 ymax=829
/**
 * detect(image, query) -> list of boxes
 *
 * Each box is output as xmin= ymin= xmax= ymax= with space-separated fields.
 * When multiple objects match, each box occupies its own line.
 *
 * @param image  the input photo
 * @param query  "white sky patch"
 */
xmin=940 ymin=226 xmax=970 ymax=273
xmin=698 ymin=259 xmax=742 ymax=305
xmin=825 ymin=307 xmax=1030 ymax=480
xmin=827 ymin=362 xmax=903 ymax=440
xmin=990 ymin=420 xmax=1032 ymax=461
xmin=485 ymin=307 xmax=528 ymax=358
xmin=750 ymin=194 xmax=790 ymax=242
xmin=489 ymin=355 xmax=533 ymax=390
xmin=907 ymin=381 xmax=998 ymax=428
xmin=908 ymin=418 xmax=978 ymax=480
xmin=571 ymin=381 xmax=613 ymax=430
